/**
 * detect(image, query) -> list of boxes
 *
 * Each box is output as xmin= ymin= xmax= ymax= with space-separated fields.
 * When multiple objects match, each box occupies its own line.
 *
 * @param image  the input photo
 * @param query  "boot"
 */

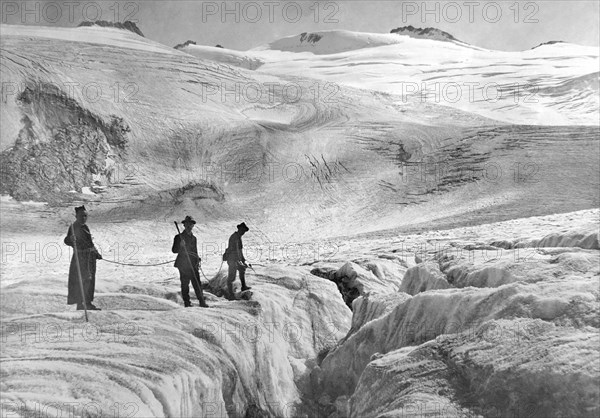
xmin=240 ymin=276 xmax=252 ymax=292
xmin=88 ymin=303 xmax=101 ymax=311
xmin=197 ymin=288 xmax=209 ymax=308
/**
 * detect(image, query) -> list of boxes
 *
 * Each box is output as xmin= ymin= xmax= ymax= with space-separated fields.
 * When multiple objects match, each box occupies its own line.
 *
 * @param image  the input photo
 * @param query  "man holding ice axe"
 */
xmin=224 ymin=222 xmax=252 ymax=300
xmin=172 ymin=216 xmax=208 ymax=308
xmin=64 ymin=205 xmax=102 ymax=313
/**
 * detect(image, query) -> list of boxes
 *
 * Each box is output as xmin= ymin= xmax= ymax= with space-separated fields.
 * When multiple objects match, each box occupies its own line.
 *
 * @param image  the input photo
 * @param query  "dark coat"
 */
xmin=172 ymin=232 xmax=200 ymax=269
xmin=225 ymin=231 xmax=245 ymax=264
xmin=64 ymin=223 xmax=101 ymax=305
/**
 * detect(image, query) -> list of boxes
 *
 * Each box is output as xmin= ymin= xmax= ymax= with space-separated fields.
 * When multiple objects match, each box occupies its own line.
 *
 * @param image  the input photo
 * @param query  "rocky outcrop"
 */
xmin=390 ymin=26 xmax=462 ymax=43
xmin=78 ymin=20 xmax=144 ymax=37
xmin=299 ymin=32 xmax=323 ymax=45
xmin=532 ymin=40 xmax=566 ymax=49
xmin=0 ymin=82 xmax=131 ymax=202
xmin=174 ymin=40 xmax=197 ymax=49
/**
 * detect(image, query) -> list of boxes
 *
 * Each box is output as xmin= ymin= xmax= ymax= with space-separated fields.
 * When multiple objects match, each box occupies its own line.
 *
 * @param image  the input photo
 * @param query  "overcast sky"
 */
xmin=2 ymin=0 xmax=599 ymax=51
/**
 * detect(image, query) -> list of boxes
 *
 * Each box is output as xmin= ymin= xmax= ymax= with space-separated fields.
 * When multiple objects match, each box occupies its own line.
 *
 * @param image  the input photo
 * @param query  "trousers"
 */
xmin=178 ymin=267 xmax=204 ymax=306
xmin=227 ymin=262 xmax=248 ymax=296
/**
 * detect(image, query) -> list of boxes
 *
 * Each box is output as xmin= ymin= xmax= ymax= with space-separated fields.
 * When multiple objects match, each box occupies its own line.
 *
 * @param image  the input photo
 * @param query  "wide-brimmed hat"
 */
xmin=75 ymin=205 xmax=87 ymax=213
xmin=237 ymin=222 xmax=249 ymax=232
xmin=182 ymin=215 xmax=196 ymax=225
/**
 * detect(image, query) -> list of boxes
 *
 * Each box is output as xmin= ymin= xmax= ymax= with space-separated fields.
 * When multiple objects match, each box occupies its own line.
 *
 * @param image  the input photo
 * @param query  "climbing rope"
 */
xmin=101 ymin=258 xmax=224 ymax=282
xmin=100 ymin=259 xmax=174 ymax=267
xmin=200 ymin=260 xmax=224 ymax=281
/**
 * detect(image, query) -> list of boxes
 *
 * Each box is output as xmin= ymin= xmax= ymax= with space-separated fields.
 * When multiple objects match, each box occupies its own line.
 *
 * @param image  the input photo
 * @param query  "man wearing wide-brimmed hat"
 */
xmin=224 ymin=222 xmax=251 ymax=300
xmin=64 ymin=205 xmax=102 ymax=310
xmin=172 ymin=215 xmax=208 ymax=308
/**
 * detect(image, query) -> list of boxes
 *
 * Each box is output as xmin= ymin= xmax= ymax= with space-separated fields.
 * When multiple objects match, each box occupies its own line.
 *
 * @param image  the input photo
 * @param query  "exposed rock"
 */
xmin=532 ymin=40 xmax=566 ymax=49
xmin=300 ymin=32 xmax=323 ymax=45
xmin=0 ymin=82 xmax=131 ymax=202
xmin=390 ymin=25 xmax=462 ymax=43
xmin=174 ymin=40 xmax=197 ymax=49
xmin=78 ymin=20 xmax=144 ymax=37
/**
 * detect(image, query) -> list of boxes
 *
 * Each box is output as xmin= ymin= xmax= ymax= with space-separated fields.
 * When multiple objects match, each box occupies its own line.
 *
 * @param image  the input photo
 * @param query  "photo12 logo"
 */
xmin=200 ymin=1 xmax=340 ymax=24
xmin=1 ymin=81 xmax=139 ymax=105
xmin=199 ymin=81 xmax=340 ymax=105
xmin=400 ymin=1 xmax=540 ymax=24
xmin=1 ymin=400 xmax=139 ymax=418
xmin=1 ymin=1 xmax=140 ymax=24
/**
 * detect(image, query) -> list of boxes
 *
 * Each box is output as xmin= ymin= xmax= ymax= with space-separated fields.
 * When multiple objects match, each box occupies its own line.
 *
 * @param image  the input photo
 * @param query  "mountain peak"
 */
xmin=390 ymin=26 xmax=461 ymax=43
xmin=77 ymin=20 xmax=144 ymax=37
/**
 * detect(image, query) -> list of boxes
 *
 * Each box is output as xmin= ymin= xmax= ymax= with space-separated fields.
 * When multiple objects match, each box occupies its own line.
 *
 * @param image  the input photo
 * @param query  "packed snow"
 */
xmin=1 ymin=22 xmax=598 ymax=417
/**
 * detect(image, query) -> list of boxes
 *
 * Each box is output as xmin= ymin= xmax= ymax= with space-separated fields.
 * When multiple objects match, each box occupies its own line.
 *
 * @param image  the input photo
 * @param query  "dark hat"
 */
xmin=75 ymin=205 xmax=87 ymax=213
xmin=237 ymin=222 xmax=249 ymax=232
xmin=182 ymin=215 xmax=196 ymax=225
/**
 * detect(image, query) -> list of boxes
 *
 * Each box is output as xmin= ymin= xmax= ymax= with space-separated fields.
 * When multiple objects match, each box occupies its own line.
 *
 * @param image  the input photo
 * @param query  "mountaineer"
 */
xmin=64 ymin=205 xmax=102 ymax=311
xmin=224 ymin=222 xmax=251 ymax=300
xmin=172 ymin=216 xmax=209 ymax=308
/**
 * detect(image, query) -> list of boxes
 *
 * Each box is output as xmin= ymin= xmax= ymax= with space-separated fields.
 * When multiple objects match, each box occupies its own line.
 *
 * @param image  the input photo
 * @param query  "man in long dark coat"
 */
xmin=64 ymin=205 xmax=102 ymax=310
xmin=172 ymin=216 xmax=208 ymax=308
xmin=225 ymin=222 xmax=251 ymax=300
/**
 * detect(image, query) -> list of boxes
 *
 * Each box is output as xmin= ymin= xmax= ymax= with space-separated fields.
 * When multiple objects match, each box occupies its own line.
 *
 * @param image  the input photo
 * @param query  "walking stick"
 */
xmin=174 ymin=221 xmax=204 ymax=303
xmin=70 ymin=223 xmax=89 ymax=322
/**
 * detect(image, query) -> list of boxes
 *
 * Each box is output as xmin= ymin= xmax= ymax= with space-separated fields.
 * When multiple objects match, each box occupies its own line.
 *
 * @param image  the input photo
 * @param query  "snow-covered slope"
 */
xmin=0 ymin=24 xmax=175 ymax=54
xmin=2 ymin=24 xmax=599 ymax=241
xmin=253 ymin=30 xmax=410 ymax=54
xmin=250 ymin=30 xmax=599 ymax=125
xmin=177 ymin=43 xmax=264 ymax=70
xmin=1 ymin=262 xmax=351 ymax=416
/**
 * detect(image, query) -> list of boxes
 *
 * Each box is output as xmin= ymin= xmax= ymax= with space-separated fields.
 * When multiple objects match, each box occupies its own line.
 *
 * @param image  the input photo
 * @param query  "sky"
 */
xmin=1 ymin=0 xmax=599 ymax=51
